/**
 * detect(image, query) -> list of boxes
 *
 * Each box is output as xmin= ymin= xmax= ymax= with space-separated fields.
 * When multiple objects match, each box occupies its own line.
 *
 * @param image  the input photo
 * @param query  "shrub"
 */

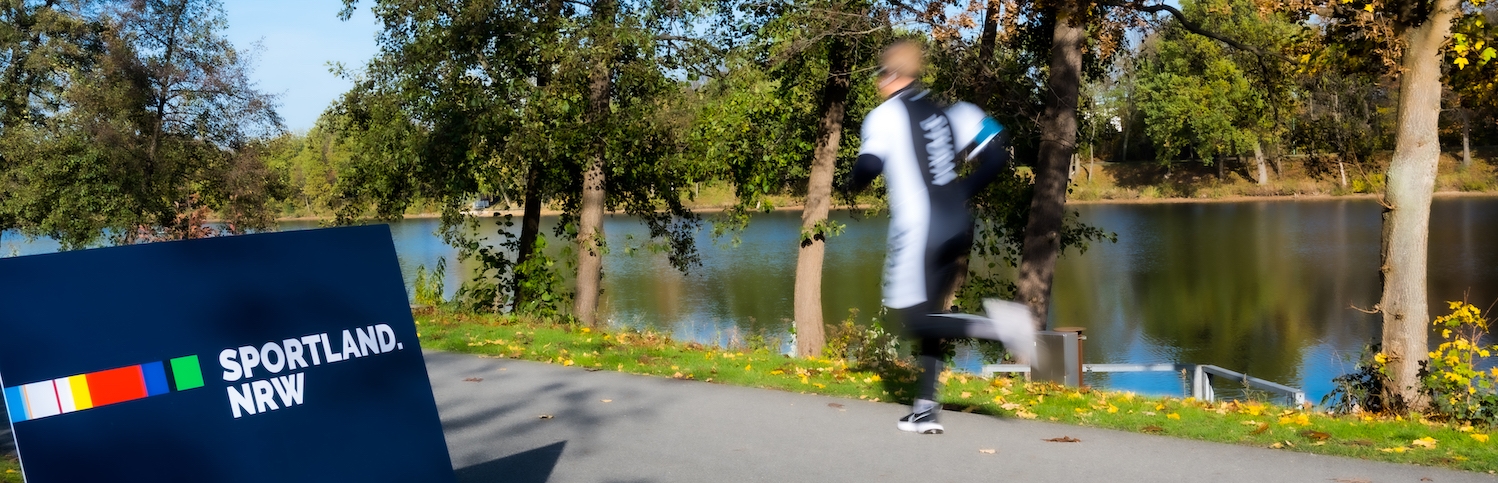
xmin=1422 ymin=302 xmax=1498 ymax=426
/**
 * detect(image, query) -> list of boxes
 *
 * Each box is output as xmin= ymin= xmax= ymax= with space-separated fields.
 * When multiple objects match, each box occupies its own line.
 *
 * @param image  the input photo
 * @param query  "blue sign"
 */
xmin=0 ymin=225 xmax=455 ymax=482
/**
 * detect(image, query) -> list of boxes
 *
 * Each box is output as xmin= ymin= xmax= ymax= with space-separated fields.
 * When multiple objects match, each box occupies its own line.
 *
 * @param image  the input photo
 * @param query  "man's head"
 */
xmin=876 ymin=40 xmax=923 ymax=98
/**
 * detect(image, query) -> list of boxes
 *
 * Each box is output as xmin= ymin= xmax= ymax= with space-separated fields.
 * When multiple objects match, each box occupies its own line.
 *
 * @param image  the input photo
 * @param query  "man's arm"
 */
xmin=960 ymin=127 xmax=1011 ymax=197
xmin=847 ymin=154 xmax=884 ymax=193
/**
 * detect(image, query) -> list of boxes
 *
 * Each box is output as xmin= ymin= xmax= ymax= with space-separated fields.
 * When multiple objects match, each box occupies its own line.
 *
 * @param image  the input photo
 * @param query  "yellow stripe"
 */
xmin=68 ymin=375 xmax=92 ymax=410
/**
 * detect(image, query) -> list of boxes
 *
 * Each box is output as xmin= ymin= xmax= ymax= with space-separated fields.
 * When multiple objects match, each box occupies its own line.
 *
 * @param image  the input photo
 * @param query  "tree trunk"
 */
xmin=1016 ymin=12 xmax=1084 ymax=327
xmin=1339 ymin=159 xmax=1348 ymax=188
xmin=1379 ymin=0 xmax=1458 ymax=410
xmin=514 ymin=0 xmax=565 ymax=312
xmin=976 ymin=0 xmax=1001 ymax=103
xmin=511 ymin=160 xmax=545 ymax=310
xmin=1462 ymin=110 xmax=1472 ymax=170
xmin=792 ymin=40 xmax=851 ymax=357
xmin=574 ymin=0 xmax=615 ymax=327
xmin=1254 ymin=140 xmax=1268 ymax=186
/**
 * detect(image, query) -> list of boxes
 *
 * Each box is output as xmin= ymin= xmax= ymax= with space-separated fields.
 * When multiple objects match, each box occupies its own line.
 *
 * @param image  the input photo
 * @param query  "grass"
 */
xmin=416 ymin=310 xmax=1498 ymax=474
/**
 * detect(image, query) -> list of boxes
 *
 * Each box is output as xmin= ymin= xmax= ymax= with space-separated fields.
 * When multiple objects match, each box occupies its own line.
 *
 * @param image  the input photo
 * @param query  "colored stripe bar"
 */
xmin=142 ymin=362 xmax=169 ymax=397
xmin=3 ymin=355 xmax=203 ymax=423
xmin=170 ymin=355 xmax=204 ymax=391
xmin=5 ymin=387 xmax=27 ymax=423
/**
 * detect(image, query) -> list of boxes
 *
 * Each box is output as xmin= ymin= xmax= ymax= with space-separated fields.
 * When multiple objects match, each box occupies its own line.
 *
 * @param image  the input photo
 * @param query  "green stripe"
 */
xmin=169 ymin=355 xmax=204 ymax=391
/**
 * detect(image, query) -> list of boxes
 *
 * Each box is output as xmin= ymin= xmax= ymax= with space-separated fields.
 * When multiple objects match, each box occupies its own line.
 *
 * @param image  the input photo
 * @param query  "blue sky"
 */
xmin=222 ymin=1 xmax=380 ymax=132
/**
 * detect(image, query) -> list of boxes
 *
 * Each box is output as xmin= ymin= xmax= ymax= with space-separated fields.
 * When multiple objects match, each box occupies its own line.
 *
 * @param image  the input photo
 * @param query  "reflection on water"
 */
xmin=4 ymin=198 xmax=1495 ymax=401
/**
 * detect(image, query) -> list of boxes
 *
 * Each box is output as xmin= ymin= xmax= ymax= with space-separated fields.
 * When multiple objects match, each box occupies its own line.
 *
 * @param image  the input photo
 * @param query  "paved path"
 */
xmin=427 ymin=351 xmax=1495 ymax=483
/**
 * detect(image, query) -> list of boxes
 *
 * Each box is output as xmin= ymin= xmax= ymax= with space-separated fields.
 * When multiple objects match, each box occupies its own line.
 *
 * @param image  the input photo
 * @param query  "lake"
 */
xmin=4 ymin=196 xmax=1495 ymax=402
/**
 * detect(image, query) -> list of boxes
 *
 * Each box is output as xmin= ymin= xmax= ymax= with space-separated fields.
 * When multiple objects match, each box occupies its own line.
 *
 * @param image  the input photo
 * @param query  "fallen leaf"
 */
xmin=1411 ymin=437 xmax=1437 ymax=449
xmin=538 ymin=414 xmax=554 ymax=420
xmin=1421 ymin=478 xmax=1433 ymax=482
xmin=1015 ymin=410 xmax=1038 ymax=420
xmin=1347 ymin=439 xmax=1374 ymax=447
xmin=1379 ymin=446 xmax=1408 ymax=453
xmin=1269 ymin=442 xmax=1283 ymax=449
xmin=1141 ymin=425 xmax=1164 ymax=433
xmin=1251 ymin=423 xmax=1270 ymax=435
xmin=1167 ymin=413 xmax=1181 ymax=420
xmin=960 ymin=391 xmax=973 ymax=399
xmin=601 ymin=399 xmax=613 ymax=403
xmin=1299 ymin=430 xmax=1331 ymax=441
xmin=1471 ymin=434 xmax=1490 ymax=443
xmin=827 ymin=403 xmax=844 ymax=409
xmin=979 ymin=449 xmax=997 ymax=454
xmin=1043 ymin=436 xmax=1081 ymax=443
xmin=463 ymin=377 xmax=484 ymax=382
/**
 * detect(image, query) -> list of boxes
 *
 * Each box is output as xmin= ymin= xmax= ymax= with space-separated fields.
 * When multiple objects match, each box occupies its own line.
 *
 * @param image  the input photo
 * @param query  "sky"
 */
xmin=221 ymin=1 xmax=381 ymax=132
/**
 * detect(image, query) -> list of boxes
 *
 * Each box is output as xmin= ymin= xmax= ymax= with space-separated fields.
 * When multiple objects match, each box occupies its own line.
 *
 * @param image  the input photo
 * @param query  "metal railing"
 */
xmin=980 ymin=363 xmax=1306 ymax=406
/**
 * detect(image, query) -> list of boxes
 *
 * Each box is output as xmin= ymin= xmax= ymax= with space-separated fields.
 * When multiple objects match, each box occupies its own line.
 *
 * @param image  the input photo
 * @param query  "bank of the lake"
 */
xmin=414 ymin=310 xmax=1498 ymax=474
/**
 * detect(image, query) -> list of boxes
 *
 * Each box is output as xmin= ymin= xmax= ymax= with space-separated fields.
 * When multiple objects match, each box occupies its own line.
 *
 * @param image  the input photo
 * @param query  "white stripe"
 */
xmin=53 ymin=377 xmax=76 ymax=413
xmin=23 ymin=381 xmax=60 ymax=419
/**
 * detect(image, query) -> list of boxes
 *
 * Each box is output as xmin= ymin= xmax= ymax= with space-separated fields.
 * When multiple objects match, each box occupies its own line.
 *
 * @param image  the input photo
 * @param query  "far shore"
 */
xmin=275 ymin=190 xmax=1498 ymax=222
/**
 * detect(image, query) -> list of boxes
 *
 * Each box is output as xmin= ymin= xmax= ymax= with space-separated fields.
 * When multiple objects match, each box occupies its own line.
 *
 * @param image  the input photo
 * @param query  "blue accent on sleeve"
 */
xmin=975 ymin=118 xmax=1003 ymax=144
xmin=6 ymin=386 xmax=28 ymax=422
xmin=142 ymin=361 xmax=170 ymax=396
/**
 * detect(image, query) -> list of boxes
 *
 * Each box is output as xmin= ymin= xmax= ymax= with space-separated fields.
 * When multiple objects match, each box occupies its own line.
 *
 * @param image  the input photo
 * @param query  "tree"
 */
xmin=707 ymin=0 xmax=890 ymax=357
xmin=334 ymin=0 xmax=703 ymax=322
xmin=1 ymin=0 xmax=281 ymax=248
xmin=1300 ymin=0 xmax=1480 ymax=409
xmin=1133 ymin=0 xmax=1303 ymax=183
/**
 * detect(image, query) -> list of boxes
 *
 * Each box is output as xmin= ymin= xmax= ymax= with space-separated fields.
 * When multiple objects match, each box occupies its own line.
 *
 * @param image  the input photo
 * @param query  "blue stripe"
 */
xmin=142 ymin=362 xmax=170 ymax=396
xmin=975 ymin=117 xmax=1003 ymax=145
xmin=5 ymin=386 xmax=27 ymax=423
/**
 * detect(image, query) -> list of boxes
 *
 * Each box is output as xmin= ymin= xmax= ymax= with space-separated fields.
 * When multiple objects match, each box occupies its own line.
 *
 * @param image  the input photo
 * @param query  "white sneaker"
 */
xmin=983 ymin=299 xmax=1037 ymax=365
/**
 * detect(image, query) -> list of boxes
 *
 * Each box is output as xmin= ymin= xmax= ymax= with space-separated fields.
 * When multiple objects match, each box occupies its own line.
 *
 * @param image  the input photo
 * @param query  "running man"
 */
xmin=845 ymin=40 xmax=1036 ymax=435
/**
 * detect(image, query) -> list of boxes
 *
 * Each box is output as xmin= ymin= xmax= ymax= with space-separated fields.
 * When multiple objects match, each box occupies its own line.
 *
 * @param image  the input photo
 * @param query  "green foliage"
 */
xmin=1324 ymin=343 xmax=1398 ymax=415
xmin=412 ymin=257 xmax=447 ymax=308
xmin=823 ymin=309 xmax=904 ymax=370
xmin=0 ymin=0 xmax=282 ymax=249
xmin=1422 ymin=302 xmax=1498 ymax=426
xmin=1134 ymin=0 xmax=1302 ymax=166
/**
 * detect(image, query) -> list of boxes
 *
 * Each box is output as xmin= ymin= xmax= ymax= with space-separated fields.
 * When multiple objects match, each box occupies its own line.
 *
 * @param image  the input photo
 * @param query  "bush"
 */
xmin=1421 ymin=302 xmax=1498 ymax=426
xmin=1323 ymin=343 xmax=1398 ymax=415
xmin=824 ymin=308 xmax=904 ymax=370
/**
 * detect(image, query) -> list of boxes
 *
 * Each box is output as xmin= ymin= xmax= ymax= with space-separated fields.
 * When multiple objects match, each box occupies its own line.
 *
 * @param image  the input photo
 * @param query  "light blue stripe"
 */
xmin=975 ymin=117 xmax=1003 ymax=145
xmin=5 ymin=386 xmax=27 ymax=423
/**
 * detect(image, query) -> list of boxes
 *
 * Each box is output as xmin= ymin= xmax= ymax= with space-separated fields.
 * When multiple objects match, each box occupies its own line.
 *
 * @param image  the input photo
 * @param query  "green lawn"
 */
xmin=416 ymin=310 xmax=1498 ymax=474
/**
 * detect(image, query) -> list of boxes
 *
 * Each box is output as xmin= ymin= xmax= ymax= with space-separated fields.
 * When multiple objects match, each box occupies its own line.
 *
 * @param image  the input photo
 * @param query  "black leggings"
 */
xmin=889 ymin=230 xmax=984 ymax=403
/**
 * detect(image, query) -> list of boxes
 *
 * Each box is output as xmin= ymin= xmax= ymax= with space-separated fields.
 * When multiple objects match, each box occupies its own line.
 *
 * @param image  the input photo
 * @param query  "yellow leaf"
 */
xmin=580 ymin=327 xmax=591 ymax=334
xmin=960 ymin=391 xmax=973 ymax=399
xmin=1471 ymin=434 xmax=1490 ymax=443
xmin=1108 ymin=404 xmax=1119 ymax=414
xmin=869 ymin=375 xmax=882 ymax=382
xmin=745 ymin=364 xmax=751 ymax=371
xmin=770 ymin=370 xmax=784 ymax=375
xmin=1167 ymin=413 xmax=1181 ymax=420
xmin=1456 ymin=57 xmax=1471 ymax=70
xmin=1155 ymin=403 xmax=1165 ymax=410
xmin=812 ymin=383 xmax=825 ymax=388
xmin=1411 ymin=437 xmax=1437 ymax=449
xmin=1380 ymin=446 xmax=1408 ymax=453
xmin=1363 ymin=2 xmax=1374 ymax=11
xmin=979 ymin=448 xmax=997 ymax=454
xmin=564 ymin=359 xmax=575 ymax=366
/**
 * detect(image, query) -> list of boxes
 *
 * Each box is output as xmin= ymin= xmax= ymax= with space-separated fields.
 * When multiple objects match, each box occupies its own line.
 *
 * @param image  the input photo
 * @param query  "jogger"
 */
xmin=846 ymin=40 xmax=1035 ymax=434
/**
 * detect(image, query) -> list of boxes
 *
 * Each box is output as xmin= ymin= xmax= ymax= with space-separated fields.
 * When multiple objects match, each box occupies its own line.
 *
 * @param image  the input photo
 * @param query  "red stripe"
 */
xmin=53 ymin=380 xmax=62 ymax=411
xmin=86 ymin=366 xmax=148 ymax=407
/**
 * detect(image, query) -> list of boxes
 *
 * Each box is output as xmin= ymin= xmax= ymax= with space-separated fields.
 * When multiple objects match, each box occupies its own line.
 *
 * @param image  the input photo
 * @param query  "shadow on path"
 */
xmin=456 ymin=441 xmax=567 ymax=483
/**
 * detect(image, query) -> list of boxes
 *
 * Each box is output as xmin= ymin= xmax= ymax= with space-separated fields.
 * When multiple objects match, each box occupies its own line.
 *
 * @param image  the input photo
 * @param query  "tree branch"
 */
xmin=1114 ymin=1 xmax=1297 ymax=64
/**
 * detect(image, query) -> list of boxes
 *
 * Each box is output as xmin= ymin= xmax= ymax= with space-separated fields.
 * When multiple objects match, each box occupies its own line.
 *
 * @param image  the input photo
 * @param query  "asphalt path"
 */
xmin=428 ymin=351 xmax=1497 ymax=483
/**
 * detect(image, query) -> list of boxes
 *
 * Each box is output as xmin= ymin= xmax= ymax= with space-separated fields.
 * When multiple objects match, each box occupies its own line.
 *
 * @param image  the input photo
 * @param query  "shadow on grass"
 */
xmin=455 ymin=441 xmax=567 ymax=483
